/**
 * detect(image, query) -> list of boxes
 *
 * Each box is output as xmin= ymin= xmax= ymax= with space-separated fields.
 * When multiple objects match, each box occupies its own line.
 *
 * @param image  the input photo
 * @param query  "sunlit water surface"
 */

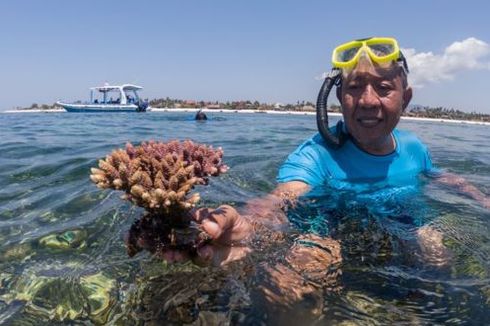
xmin=0 ymin=112 xmax=489 ymax=325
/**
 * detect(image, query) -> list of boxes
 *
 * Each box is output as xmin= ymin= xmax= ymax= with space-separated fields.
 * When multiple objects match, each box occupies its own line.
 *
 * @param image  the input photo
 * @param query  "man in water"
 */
xmin=164 ymin=37 xmax=490 ymax=284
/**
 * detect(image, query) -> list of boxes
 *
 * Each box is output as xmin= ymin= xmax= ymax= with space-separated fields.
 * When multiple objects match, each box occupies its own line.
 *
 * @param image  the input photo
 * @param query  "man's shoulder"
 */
xmin=394 ymin=128 xmax=417 ymax=138
xmin=394 ymin=129 xmax=429 ymax=153
xmin=278 ymin=133 xmax=332 ymax=186
xmin=394 ymin=129 xmax=425 ymax=144
xmin=285 ymin=133 xmax=339 ymax=167
xmin=294 ymin=133 xmax=328 ymax=152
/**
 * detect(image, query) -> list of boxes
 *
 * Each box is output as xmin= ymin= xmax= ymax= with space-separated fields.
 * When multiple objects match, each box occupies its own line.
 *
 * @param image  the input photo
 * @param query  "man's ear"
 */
xmin=402 ymin=86 xmax=412 ymax=112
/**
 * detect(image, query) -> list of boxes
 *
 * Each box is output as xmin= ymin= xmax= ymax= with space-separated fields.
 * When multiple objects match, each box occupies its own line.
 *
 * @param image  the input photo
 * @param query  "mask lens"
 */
xmin=336 ymin=46 xmax=361 ymax=62
xmin=368 ymin=43 xmax=395 ymax=58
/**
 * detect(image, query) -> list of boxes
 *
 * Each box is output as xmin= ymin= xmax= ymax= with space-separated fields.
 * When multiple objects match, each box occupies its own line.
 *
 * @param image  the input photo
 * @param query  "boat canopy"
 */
xmin=90 ymin=84 xmax=143 ymax=92
xmin=88 ymin=84 xmax=143 ymax=105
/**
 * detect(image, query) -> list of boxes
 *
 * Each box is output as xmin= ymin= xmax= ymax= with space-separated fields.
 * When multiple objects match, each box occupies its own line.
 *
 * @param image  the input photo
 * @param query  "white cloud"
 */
xmin=402 ymin=37 xmax=490 ymax=87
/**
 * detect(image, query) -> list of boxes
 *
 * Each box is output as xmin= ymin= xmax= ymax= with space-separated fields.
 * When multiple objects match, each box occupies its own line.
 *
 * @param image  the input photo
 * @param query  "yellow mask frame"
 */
xmin=331 ymin=37 xmax=401 ymax=70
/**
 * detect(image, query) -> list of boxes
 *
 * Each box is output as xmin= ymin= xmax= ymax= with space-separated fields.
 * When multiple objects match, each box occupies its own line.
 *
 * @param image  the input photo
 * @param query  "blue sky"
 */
xmin=2 ymin=0 xmax=490 ymax=113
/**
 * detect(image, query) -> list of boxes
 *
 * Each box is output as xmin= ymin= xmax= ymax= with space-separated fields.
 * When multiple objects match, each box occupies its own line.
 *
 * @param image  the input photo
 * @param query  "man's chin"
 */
xmin=352 ymin=134 xmax=391 ymax=151
xmin=352 ymin=133 xmax=381 ymax=145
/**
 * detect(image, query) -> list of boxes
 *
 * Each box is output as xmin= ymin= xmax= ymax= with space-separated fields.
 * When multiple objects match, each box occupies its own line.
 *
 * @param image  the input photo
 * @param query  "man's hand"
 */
xmin=194 ymin=205 xmax=252 ymax=244
xmin=477 ymin=195 xmax=490 ymax=210
xmin=416 ymin=225 xmax=452 ymax=267
xmin=157 ymin=205 xmax=253 ymax=266
xmin=260 ymin=234 xmax=342 ymax=301
xmin=193 ymin=205 xmax=253 ymax=266
xmin=256 ymin=234 xmax=342 ymax=323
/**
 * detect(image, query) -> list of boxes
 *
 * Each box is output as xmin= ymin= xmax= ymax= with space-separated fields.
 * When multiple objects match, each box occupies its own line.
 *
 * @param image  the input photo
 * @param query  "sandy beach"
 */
xmin=3 ymin=107 xmax=489 ymax=126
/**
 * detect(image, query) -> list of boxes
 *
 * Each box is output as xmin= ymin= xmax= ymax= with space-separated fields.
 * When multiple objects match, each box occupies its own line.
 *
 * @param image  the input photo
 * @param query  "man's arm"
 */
xmin=415 ymin=172 xmax=489 ymax=266
xmin=435 ymin=172 xmax=490 ymax=209
xmin=244 ymin=181 xmax=311 ymax=226
xmin=191 ymin=181 xmax=311 ymax=266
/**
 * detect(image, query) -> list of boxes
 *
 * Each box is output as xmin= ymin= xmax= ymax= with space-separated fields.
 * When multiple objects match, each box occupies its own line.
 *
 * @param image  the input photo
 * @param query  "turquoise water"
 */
xmin=0 ymin=112 xmax=489 ymax=324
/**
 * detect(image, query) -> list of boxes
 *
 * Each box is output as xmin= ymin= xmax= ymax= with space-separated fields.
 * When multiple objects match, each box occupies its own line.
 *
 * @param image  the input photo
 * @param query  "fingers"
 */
xmin=194 ymin=205 xmax=237 ymax=229
xmin=198 ymin=205 xmax=242 ymax=240
xmin=201 ymin=219 xmax=223 ymax=240
xmin=206 ymin=205 xmax=240 ymax=231
xmin=483 ymin=197 xmax=490 ymax=210
xmin=193 ymin=207 xmax=213 ymax=223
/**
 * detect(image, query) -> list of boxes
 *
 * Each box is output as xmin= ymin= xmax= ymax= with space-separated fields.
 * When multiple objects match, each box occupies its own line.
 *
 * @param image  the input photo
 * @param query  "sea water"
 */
xmin=0 ymin=112 xmax=489 ymax=324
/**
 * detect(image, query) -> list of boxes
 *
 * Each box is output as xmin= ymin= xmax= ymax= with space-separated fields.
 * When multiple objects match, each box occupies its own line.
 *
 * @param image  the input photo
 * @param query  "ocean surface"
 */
xmin=0 ymin=111 xmax=489 ymax=325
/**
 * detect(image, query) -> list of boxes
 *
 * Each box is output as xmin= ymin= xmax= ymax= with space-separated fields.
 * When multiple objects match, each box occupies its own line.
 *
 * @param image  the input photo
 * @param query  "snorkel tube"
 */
xmin=316 ymin=68 xmax=349 ymax=149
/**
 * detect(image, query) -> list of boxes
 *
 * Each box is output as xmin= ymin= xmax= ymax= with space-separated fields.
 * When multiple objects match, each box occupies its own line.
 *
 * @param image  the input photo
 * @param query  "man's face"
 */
xmin=338 ymin=61 xmax=412 ymax=154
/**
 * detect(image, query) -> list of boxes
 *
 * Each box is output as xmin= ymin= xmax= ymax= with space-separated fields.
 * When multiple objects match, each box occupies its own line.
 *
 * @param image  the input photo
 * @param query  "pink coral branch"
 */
xmin=90 ymin=140 xmax=228 ymax=218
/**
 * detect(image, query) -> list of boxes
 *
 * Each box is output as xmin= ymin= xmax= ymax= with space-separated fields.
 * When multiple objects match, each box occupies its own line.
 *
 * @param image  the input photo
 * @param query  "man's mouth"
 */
xmin=356 ymin=117 xmax=383 ymax=127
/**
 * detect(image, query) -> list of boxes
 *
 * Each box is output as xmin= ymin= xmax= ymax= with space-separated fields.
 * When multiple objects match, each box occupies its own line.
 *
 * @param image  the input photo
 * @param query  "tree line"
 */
xmin=19 ymin=99 xmax=490 ymax=122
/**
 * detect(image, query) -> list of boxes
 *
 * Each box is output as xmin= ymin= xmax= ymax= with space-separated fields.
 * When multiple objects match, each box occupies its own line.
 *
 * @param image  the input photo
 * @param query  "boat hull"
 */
xmin=58 ymin=102 xmax=144 ymax=112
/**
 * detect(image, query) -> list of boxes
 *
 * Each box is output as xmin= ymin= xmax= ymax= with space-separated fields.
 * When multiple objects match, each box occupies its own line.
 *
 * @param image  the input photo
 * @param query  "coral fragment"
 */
xmin=90 ymin=140 xmax=227 ymax=253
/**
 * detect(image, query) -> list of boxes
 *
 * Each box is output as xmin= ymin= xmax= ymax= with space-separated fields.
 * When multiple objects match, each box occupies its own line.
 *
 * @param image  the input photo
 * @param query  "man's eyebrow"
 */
xmin=378 ymin=77 xmax=396 ymax=83
xmin=349 ymin=72 xmax=398 ymax=82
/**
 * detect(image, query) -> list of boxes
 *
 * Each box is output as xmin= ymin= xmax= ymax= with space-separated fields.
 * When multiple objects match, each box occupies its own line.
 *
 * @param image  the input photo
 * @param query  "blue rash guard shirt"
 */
xmin=277 ymin=129 xmax=438 ymax=189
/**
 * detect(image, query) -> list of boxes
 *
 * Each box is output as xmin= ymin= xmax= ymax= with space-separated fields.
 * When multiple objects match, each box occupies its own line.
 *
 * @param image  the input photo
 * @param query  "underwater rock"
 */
xmin=0 ymin=266 xmax=116 ymax=324
xmin=1 ymin=243 xmax=33 ymax=262
xmin=39 ymin=229 xmax=87 ymax=250
xmin=121 ymin=259 xmax=255 ymax=325
xmin=90 ymin=140 xmax=228 ymax=254
xmin=79 ymin=272 xmax=117 ymax=324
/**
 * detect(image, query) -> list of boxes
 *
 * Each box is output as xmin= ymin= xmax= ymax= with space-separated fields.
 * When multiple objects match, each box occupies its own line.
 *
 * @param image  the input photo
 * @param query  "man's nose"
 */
xmin=358 ymin=85 xmax=380 ymax=109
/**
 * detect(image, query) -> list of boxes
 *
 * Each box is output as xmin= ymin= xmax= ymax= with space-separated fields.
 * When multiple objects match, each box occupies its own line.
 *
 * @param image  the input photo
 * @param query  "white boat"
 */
xmin=57 ymin=84 xmax=149 ymax=112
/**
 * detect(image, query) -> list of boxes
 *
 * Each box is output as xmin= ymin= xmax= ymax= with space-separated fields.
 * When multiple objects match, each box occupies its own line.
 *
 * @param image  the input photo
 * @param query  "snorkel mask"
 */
xmin=316 ymin=37 xmax=409 ymax=149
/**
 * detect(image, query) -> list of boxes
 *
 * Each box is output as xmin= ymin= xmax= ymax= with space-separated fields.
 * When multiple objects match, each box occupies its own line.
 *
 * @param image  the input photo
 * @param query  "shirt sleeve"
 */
xmin=276 ymin=141 xmax=326 ymax=187
xmin=422 ymin=144 xmax=443 ymax=176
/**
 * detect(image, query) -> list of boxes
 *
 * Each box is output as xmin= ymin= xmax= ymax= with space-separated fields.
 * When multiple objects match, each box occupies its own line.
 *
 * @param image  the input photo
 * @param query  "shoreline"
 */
xmin=150 ymin=108 xmax=490 ymax=125
xmin=3 ymin=107 xmax=490 ymax=126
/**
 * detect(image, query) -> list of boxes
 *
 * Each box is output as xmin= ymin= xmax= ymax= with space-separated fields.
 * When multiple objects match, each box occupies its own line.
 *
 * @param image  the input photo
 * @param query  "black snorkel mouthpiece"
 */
xmin=316 ymin=68 xmax=348 ymax=149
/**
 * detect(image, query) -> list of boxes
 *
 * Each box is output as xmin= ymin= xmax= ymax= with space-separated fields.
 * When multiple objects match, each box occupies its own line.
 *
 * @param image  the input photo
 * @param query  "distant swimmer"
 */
xmin=195 ymin=109 xmax=208 ymax=121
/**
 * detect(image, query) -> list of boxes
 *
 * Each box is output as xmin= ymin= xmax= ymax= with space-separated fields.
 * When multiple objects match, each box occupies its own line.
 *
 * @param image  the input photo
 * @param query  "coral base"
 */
xmin=125 ymin=212 xmax=211 ymax=257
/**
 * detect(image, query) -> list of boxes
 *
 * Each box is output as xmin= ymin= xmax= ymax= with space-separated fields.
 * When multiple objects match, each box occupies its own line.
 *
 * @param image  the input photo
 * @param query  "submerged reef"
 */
xmin=90 ymin=140 xmax=228 ymax=256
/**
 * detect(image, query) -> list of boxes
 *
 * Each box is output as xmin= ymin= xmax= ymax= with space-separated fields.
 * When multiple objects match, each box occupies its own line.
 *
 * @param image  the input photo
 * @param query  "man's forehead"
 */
xmin=344 ymin=66 xmax=400 ymax=82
